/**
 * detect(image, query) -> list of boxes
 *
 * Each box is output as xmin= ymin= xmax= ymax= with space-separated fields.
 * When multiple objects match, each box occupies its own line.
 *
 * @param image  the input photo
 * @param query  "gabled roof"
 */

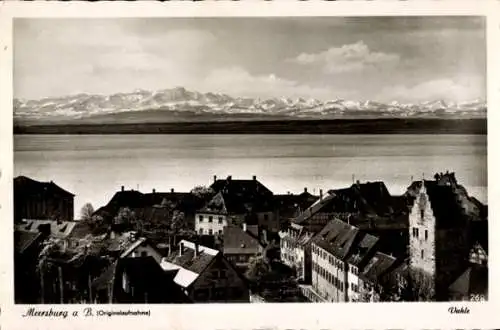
xmin=449 ymin=264 xmax=488 ymax=297
xmin=312 ymin=218 xmax=360 ymax=260
xmin=16 ymin=219 xmax=77 ymax=239
xmin=360 ymin=252 xmax=398 ymax=283
xmin=223 ymin=226 xmax=264 ymax=255
xmin=161 ymin=240 xmax=219 ymax=288
xmin=14 ymin=176 xmax=74 ymax=197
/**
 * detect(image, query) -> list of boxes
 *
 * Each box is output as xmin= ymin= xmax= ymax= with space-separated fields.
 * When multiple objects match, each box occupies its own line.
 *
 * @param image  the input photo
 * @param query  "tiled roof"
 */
xmin=346 ymin=232 xmax=379 ymax=267
xmin=312 ymin=218 xmax=360 ymax=260
xmin=273 ymin=193 xmax=319 ymax=220
xmin=360 ymin=252 xmax=398 ymax=283
xmin=293 ymin=181 xmax=408 ymax=226
xmin=210 ymin=177 xmax=273 ymax=198
xmin=14 ymin=175 xmax=74 ymax=197
xmin=223 ymin=226 xmax=263 ymax=255
xmin=16 ymin=219 xmax=77 ymax=239
xmin=161 ymin=240 xmax=219 ymax=288
xmin=93 ymin=189 xmax=203 ymax=221
xmin=449 ymin=264 xmax=488 ymax=296
xmin=68 ymin=222 xmax=94 ymax=240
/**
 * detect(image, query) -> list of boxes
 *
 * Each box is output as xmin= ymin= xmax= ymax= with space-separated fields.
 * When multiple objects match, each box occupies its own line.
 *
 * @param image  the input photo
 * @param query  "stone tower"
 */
xmin=408 ymin=174 xmax=471 ymax=300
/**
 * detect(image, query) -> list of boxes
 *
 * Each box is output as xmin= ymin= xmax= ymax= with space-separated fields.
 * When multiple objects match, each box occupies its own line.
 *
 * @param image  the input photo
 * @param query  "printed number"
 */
xmin=470 ymin=294 xmax=486 ymax=301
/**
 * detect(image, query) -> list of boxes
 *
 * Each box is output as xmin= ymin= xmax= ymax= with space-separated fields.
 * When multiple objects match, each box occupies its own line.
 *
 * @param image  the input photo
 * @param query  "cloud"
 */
xmin=200 ymin=66 xmax=336 ymax=99
xmin=379 ymin=76 xmax=485 ymax=102
xmin=288 ymin=41 xmax=400 ymax=74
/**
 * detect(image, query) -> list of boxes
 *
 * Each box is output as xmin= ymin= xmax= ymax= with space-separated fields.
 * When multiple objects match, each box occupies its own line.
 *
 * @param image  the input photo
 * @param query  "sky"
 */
xmin=14 ymin=17 xmax=486 ymax=103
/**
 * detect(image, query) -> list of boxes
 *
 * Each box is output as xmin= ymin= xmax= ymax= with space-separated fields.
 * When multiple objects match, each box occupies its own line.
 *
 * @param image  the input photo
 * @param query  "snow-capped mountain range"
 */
xmin=14 ymin=87 xmax=487 ymax=125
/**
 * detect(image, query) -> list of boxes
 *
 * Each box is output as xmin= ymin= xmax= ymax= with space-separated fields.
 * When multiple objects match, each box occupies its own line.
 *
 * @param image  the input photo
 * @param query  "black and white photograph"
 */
xmin=11 ymin=15 xmax=488 ymax=306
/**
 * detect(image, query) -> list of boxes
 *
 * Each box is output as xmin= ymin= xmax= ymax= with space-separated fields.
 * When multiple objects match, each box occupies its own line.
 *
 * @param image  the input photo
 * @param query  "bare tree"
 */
xmin=80 ymin=203 xmax=95 ymax=222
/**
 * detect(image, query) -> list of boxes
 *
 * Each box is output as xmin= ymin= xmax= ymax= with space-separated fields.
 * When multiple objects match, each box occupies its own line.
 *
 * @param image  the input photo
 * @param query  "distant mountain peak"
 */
xmin=13 ymin=87 xmax=487 ymax=125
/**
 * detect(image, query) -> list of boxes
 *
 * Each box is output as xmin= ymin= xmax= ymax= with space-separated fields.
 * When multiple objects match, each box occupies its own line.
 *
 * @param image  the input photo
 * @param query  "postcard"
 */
xmin=0 ymin=1 xmax=499 ymax=329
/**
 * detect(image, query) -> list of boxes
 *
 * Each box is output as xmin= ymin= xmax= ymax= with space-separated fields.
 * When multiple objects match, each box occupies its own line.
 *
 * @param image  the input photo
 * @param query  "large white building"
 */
xmin=307 ymin=219 xmax=379 ymax=302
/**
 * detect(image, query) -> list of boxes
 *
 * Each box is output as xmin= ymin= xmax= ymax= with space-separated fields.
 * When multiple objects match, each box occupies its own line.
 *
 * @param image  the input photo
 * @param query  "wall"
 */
xmin=195 ymin=213 xmax=228 ymax=236
xmin=257 ymin=211 xmax=279 ymax=233
xmin=347 ymin=265 xmax=360 ymax=301
xmin=311 ymin=243 xmax=348 ymax=302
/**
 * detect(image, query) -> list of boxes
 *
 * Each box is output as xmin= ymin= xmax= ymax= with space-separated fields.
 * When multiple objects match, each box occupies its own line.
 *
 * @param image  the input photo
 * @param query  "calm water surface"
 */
xmin=14 ymin=134 xmax=487 ymax=218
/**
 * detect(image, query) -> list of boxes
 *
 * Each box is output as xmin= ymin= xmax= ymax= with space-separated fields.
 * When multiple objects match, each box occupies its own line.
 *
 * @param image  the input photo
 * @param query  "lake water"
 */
xmin=14 ymin=134 xmax=487 ymax=219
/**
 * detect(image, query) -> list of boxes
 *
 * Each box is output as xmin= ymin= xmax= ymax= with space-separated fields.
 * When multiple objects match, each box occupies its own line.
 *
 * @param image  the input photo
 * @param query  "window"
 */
xmin=415 ymin=228 xmax=419 ymax=238
xmin=218 ymin=230 xmax=222 ymax=235
xmin=141 ymin=251 xmax=147 ymax=257
xmin=421 ymin=250 xmax=424 ymax=259
xmin=199 ymin=228 xmax=203 ymax=235
xmin=218 ymin=217 xmax=223 ymax=224
xmin=209 ymin=229 xmax=213 ymax=235
xmin=208 ymin=216 xmax=213 ymax=223
xmin=351 ymin=283 xmax=354 ymax=291
xmin=425 ymin=230 xmax=428 ymax=241
xmin=354 ymin=284 xmax=358 ymax=293
xmin=198 ymin=215 xmax=203 ymax=222
xmin=264 ymin=214 xmax=269 ymax=221
xmin=420 ymin=209 xmax=425 ymax=220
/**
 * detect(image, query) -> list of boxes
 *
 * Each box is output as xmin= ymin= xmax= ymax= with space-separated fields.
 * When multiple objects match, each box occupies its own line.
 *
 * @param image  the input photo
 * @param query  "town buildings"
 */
xmin=13 ymin=172 xmax=487 ymax=303
xmin=14 ymin=176 xmax=74 ymax=223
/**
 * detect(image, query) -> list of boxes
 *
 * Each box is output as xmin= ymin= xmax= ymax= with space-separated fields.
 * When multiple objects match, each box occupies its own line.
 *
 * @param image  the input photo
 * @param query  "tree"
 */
xmin=80 ymin=203 xmax=95 ymax=222
xmin=190 ymin=186 xmax=215 ymax=199
xmin=114 ymin=207 xmax=136 ymax=226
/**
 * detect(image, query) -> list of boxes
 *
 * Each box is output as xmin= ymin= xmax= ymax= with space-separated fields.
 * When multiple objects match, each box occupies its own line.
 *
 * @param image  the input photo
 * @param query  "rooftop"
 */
xmin=14 ymin=175 xmax=74 ymax=197
xmin=223 ymin=225 xmax=264 ymax=255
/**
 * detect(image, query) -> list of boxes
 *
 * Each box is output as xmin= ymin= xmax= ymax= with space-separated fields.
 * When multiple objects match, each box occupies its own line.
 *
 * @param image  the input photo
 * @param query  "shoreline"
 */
xmin=13 ymin=118 xmax=487 ymax=135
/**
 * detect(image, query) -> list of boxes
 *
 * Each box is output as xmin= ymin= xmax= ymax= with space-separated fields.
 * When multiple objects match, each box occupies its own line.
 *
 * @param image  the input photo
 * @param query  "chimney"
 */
xmin=179 ymin=242 xmax=184 ymax=256
xmin=304 ymin=187 xmax=308 ymax=193
xmin=121 ymin=185 xmax=125 ymax=192
xmin=252 ymin=175 xmax=257 ymax=181
xmin=320 ymin=189 xmax=323 ymax=200
xmin=214 ymin=175 xmax=217 ymax=183
xmin=262 ymin=229 xmax=268 ymax=244
xmin=152 ymin=188 xmax=156 ymax=194
xmin=194 ymin=242 xmax=199 ymax=257
xmin=227 ymin=175 xmax=232 ymax=181
xmin=171 ymin=188 xmax=174 ymax=193
xmin=242 ymin=223 xmax=247 ymax=232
